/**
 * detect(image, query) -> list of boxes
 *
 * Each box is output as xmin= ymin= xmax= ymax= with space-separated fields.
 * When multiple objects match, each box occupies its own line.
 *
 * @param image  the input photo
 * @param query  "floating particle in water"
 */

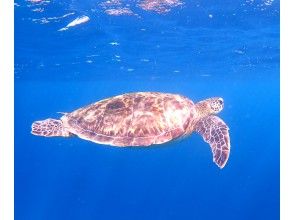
xmin=32 ymin=8 xmax=44 ymax=12
xmin=109 ymin=42 xmax=120 ymax=46
xmin=173 ymin=70 xmax=180 ymax=73
xmin=127 ymin=68 xmax=134 ymax=72
xmin=264 ymin=0 xmax=274 ymax=6
xmin=141 ymin=28 xmax=146 ymax=31
xmin=234 ymin=49 xmax=245 ymax=55
xmin=87 ymin=54 xmax=100 ymax=58
xmin=208 ymin=14 xmax=213 ymax=18
xmin=38 ymin=63 xmax=45 ymax=68
xmin=115 ymin=55 xmax=121 ymax=58
xmin=140 ymin=58 xmax=150 ymax=62
xmin=112 ymin=56 xmax=121 ymax=62
xmin=86 ymin=60 xmax=93 ymax=63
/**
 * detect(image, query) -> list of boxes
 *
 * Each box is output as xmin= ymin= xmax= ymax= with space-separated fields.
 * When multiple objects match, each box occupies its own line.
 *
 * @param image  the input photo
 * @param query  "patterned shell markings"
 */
xmin=63 ymin=92 xmax=195 ymax=146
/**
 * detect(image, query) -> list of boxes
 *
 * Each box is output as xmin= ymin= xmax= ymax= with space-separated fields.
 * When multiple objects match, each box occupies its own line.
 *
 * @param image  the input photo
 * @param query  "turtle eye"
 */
xmin=218 ymin=99 xmax=223 ymax=105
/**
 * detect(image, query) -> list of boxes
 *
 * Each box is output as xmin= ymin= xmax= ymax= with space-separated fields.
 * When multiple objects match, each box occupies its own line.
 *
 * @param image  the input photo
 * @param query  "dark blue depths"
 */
xmin=15 ymin=0 xmax=279 ymax=220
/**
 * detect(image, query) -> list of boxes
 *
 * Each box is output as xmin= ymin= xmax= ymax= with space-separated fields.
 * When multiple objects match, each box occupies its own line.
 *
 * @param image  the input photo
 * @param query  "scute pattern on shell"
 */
xmin=62 ymin=92 xmax=196 ymax=146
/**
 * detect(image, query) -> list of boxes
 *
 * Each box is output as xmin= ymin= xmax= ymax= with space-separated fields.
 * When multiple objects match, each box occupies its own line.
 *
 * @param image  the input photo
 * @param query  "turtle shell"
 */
xmin=62 ymin=92 xmax=195 ymax=146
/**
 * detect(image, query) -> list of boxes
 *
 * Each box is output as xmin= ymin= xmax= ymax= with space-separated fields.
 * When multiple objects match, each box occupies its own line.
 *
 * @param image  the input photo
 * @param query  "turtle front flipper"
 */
xmin=31 ymin=119 xmax=72 ymax=137
xmin=195 ymin=115 xmax=231 ymax=169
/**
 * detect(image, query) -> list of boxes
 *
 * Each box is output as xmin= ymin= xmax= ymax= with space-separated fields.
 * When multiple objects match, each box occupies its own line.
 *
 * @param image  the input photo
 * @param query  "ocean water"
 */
xmin=15 ymin=0 xmax=280 ymax=220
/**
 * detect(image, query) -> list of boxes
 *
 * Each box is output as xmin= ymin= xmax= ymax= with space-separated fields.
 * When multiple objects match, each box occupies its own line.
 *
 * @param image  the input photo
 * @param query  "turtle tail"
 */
xmin=31 ymin=118 xmax=71 ymax=137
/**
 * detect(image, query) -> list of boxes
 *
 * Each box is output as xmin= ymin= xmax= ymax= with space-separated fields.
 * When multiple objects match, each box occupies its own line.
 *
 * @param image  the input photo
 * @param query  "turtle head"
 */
xmin=196 ymin=97 xmax=224 ymax=117
xmin=206 ymin=97 xmax=224 ymax=114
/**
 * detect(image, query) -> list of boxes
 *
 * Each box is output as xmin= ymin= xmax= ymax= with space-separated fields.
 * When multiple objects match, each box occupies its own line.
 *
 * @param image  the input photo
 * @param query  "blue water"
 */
xmin=15 ymin=0 xmax=280 ymax=220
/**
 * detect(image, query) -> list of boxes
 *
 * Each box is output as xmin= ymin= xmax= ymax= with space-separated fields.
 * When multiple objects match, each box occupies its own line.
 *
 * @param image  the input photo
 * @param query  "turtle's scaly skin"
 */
xmin=62 ymin=92 xmax=197 ymax=146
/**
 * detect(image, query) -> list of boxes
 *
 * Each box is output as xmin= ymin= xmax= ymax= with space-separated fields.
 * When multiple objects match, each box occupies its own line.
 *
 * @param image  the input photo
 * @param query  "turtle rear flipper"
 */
xmin=31 ymin=119 xmax=71 ymax=137
xmin=195 ymin=115 xmax=231 ymax=169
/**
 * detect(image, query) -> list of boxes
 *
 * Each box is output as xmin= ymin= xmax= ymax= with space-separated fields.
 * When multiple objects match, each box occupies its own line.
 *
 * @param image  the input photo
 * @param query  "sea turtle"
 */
xmin=31 ymin=92 xmax=231 ymax=168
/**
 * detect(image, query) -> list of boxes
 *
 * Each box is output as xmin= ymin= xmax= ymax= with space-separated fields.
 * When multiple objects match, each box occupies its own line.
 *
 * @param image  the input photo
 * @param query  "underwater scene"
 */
xmin=15 ymin=0 xmax=279 ymax=219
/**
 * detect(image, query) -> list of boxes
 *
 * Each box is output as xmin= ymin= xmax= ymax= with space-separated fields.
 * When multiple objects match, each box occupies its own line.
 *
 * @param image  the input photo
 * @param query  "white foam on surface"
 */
xmin=58 ymin=15 xmax=90 ymax=31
